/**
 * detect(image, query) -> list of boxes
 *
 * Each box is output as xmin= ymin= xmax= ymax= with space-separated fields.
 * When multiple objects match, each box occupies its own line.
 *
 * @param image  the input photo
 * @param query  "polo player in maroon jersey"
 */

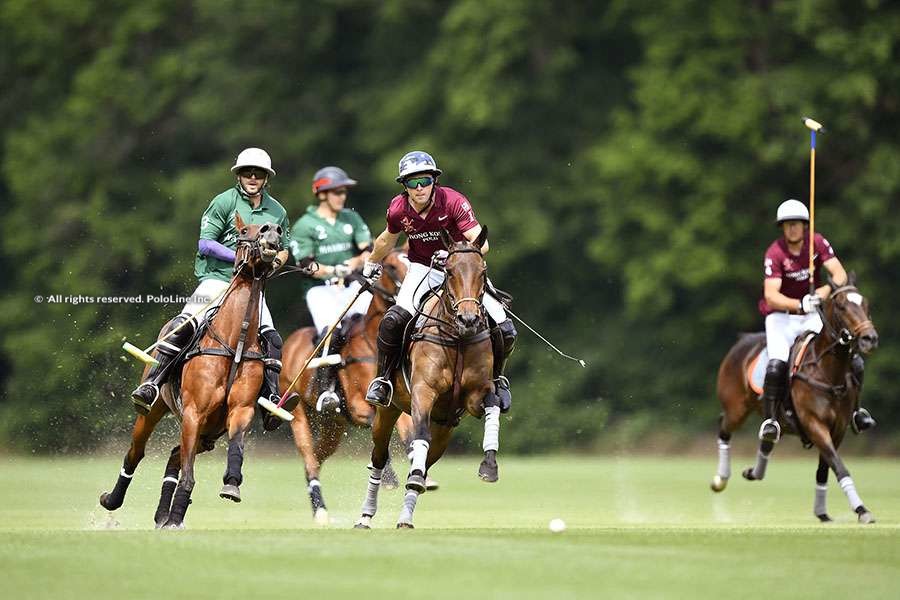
xmin=757 ymin=199 xmax=875 ymax=443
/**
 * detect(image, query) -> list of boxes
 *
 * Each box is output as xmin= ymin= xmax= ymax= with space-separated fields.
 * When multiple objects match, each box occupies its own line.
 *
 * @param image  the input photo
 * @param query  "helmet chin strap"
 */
xmin=236 ymin=177 xmax=267 ymax=199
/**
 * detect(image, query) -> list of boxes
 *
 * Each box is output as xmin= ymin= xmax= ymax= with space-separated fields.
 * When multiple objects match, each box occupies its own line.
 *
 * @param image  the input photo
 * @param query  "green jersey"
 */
xmin=289 ymin=205 xmax=371 ymax=267
xmin=194 ymin=186 xmax=292 ymax=283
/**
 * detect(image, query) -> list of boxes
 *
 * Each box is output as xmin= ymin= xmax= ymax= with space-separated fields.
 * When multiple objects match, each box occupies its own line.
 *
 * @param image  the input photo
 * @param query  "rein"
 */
xmin=794 ymin=285 xmax=870 ymax=398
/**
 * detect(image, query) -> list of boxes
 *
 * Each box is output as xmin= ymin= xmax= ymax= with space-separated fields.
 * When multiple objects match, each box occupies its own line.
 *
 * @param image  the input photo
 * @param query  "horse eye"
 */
xmin=276 ymin=226 xmax=282 ymax=235
xmin=241 ymin=228 xmax=248 ymax=235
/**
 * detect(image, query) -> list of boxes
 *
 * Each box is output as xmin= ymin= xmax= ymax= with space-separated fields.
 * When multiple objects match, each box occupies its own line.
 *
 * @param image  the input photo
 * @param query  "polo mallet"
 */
xmin=121 ymin=283 xmax=233 ymax=366
xmin=504 ymin=307 xmax=587 ymax=368
xmin=802 ymin=116 xmax=825 ymax=295
xmin=258 ymin=280 xmax=373 ymax=420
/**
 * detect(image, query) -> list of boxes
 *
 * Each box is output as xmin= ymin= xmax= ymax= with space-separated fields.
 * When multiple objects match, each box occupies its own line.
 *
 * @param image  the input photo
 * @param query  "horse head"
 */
xmin=233 ymin=213 xmax=282 ymax=277
xmin=439 ymin=227 xmax=488 ymax=338
xmin=823 ymin=272 xmax=879 ymax=355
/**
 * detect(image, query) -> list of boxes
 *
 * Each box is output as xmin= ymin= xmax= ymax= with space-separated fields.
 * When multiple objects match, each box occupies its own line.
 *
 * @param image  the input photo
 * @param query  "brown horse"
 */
xmin=355 ymin=228 xmax=494 ymax=529
xmin=279 ymin=250 xmax=431 ymax=524
xmin=100 ymin=214 xmax=282 ymax=529
xmin=711 ymin=275 xmax=879 ymax=523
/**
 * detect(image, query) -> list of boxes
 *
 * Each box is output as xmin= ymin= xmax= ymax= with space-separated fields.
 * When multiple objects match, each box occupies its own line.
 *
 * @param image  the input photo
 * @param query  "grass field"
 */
xmin=1 ymin=451 xmax=898 ymax=599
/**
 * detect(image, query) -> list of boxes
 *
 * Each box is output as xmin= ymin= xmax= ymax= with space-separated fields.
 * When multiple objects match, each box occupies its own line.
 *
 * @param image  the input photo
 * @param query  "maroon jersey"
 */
xmin=386 ymin=185 xmax=480 ymax=265
xmin=758 ymin=233 xmax=836 ymax=315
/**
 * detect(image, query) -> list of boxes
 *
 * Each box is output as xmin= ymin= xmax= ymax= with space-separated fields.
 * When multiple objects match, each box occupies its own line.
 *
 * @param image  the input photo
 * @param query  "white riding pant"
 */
xmin=306 ymin=280 xmax=373 ymax=332
xmin=764 ymin=311 xmax=822 ymax=362
xmin=181 ymin=277 xmax=274 ymax=332
xmin=396 ymin=261 xmax=508 ymax=323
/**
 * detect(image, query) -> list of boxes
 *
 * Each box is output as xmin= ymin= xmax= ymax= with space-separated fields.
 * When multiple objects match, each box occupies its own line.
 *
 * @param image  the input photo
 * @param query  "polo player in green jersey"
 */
xmin=290 ymin=166 xmax=373 ymax=410
xmin=131 ymin=148 xmax=302 ymax=429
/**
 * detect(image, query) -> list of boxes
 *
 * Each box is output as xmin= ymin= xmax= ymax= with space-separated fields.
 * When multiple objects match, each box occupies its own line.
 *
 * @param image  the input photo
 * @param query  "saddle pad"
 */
xmin=746 ymin=332 xmax=816 ymax=395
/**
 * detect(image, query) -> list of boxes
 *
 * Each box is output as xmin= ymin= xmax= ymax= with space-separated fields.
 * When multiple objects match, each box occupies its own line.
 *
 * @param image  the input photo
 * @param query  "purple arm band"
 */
xmin=198 ymin=239 xmax=236 ymax=262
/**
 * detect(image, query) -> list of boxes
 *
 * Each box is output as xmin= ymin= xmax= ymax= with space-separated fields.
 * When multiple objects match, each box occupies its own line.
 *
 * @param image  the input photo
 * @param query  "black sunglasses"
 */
xmin=238 ymin=168 xmax=269 ymax=179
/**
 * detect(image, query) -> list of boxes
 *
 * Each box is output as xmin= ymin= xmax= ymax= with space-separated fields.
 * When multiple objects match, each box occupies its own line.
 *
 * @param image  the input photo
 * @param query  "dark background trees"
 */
xmin=2 ymin=0 xmax=897 ymax=452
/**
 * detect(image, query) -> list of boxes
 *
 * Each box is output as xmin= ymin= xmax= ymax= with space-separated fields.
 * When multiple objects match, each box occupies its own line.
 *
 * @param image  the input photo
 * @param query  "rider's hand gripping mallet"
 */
xmin=802 ymin=116 xmax=825 ymax=296
xmin=258 ymin=280 xmax=373 ymax=421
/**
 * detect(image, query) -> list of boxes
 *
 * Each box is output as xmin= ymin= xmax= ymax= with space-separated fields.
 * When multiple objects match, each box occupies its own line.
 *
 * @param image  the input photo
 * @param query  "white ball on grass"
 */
xmin=548 ymin=518 xmax=566 ymax=533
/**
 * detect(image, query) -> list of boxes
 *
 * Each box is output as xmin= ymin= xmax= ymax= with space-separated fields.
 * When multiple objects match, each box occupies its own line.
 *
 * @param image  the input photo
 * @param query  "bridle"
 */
xmin=414 ymin=246 xmax=487 ymax=336
xmin=816 ymin=285 xmax=873 ymax=354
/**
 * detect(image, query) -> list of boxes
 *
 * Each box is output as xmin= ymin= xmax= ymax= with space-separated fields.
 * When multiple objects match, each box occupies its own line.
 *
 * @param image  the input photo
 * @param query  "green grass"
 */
xmin=1 ymin=452 xmax=898 ymax=599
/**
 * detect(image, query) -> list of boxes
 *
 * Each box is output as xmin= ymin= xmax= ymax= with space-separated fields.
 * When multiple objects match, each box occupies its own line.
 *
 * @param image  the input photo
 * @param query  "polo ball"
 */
xmin=548 ymin=518 xmax=566 ymax=533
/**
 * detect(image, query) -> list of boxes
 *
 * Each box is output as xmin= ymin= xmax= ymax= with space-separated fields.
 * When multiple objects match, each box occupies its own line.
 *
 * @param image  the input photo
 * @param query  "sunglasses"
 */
xmin=403 ymin=175 xmax=434 ymax=189
xmin=328 ymin=188 xmax=348 ymax=196
xmin=238 ymin=168 xmax=269 ymax=179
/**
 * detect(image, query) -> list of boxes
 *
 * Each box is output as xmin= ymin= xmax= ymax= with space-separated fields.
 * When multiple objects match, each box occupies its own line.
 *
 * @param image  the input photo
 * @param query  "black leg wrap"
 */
xmin=309 ymin=484 xmax=326 ymax=513
xmin=167 ymin=486 xmax=192 ymax=525
xmin=100 ymin=472 xmax=133 ymax=511
xmin=223 ymin=439 xmax=244 ymax=487
xmin=154 ymin=447 xmax=180 ymax=525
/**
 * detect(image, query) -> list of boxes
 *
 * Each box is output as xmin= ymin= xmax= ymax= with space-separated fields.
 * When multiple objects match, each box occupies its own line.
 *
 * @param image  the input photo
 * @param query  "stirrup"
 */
xmin=365 ymin=377 xmax=393 ymax=408
xmin=131 ymin=382 xmax=159 ymax=415
xmin=851 ymin=408 xmax=876 ymax=434
xmin=316 ymin=389 xmax=341 ymax=413
xmin=758 ymin=418 xmax=781 ymax=443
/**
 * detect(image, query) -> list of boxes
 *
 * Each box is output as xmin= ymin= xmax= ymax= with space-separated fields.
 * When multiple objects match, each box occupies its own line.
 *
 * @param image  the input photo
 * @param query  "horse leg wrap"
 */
xmin=360 ymin=467 xmax=383 ymax=517
xmin=482 ymin=406 xmax=500 ymax=453
xmin=223 ymin=439 xmax=244 ymax=487
xmin=814 ymin=484 xmax=828 ymax=517
xmin=409 ymin=439 xmax=429 ymax=476
xmin=308 ymin=478 xmax=326 ymax=513
xmin=838 ymin=476 xmax=864 ymax=511
xmin=397 ymin=489 xmax=420 ymax=526
xmin=155 ymin=477 xmax=178 ymax=525
xmin=716 ymin=440 xmax=731 ymax=480
xmin=751 ymin=442 xmax=773 ymax=480
xmin=167 ymin=485 xmax=192 ymax=524
xmin=102 ymin=463 xmax=135 ymax=510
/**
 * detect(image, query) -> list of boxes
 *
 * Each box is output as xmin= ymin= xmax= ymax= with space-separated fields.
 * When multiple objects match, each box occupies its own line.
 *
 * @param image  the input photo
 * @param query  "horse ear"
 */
xmin=824 ymin=270 xmax=835 ymax=289
xmin=474 ymin=225 xmax=488 ymax=250
xmin=848 ymin=271 xmax=857 ymax=286
xmin=440 ymin=229 xmax=453 ymax=249
xmin=234 ymin=212 xmax=246 ymax=231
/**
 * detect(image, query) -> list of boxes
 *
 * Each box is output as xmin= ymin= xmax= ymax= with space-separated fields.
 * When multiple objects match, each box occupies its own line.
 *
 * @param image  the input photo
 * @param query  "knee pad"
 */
xmin=379 ymin=305 xmax=413 ymax=349
xmin=498 ymin=319 xmax=517 ymax=354
xmin=260 ymin=328 xmax=283 ymax=359
xmin=765 ymin=359 xmax=788 ymax=383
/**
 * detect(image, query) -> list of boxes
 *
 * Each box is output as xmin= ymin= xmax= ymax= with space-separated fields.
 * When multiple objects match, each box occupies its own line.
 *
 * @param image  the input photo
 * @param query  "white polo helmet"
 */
xmin=396 ymin=150 xmax=442 ymax=182
xmin=231 ymin=147 xmax=275 ymax=176
xmin=776 ymin=199 xmax=809 ymax=224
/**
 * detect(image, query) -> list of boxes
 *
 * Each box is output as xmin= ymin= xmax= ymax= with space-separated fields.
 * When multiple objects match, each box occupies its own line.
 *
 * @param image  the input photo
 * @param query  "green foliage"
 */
xmin=1 ymin=0 xmax=899 ymax=452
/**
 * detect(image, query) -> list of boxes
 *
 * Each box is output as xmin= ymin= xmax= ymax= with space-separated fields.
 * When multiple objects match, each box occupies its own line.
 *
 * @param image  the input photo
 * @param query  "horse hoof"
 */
xmin=858 ymin=511 xmax=876 ymax=525
xmin=314 ymin=508 xmax=330 ymax=526
xmin=220 ymin=484 xmax=241 ymax=503
xmin=741 ymin=468 xmax=758 ymax=481
xmin=406 ymin=473 xmax=426 ymax=493
xmin=155 ymin=517 xmax=168 ymax=529
xmin=354 ymin=515 xmax=372 ymax=529
xmin=710 ymin=476 xmax=728 ymax=492
xmin=478 ymin=460 xmax=498 ymax=483
xmin=161 ymin=521 xmax=185 ymax=530
xmin=816 ymin=513 xmax=833 ymax=523
xmin=425 ymin=477 xmax=440 ymax=491
xmin=396 ymin=522 xmax=414 ymax=529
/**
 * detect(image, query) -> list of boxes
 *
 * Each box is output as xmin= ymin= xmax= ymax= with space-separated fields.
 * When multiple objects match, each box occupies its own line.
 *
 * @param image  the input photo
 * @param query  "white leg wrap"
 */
xmin=716 ymin=441 xmax=731 ymax=479
xmin=120 ymin=468 xmax=134 ymax=479
xmin=482 ymin=406 xmax=501 ymax=452
xmin=839 ymin=476 xmax=864 ymax=511
xmin=360 ymin=467 xmax=382 ymax=517
xmin=751 ymin=448 xmax=770 ymax=480
xmin=814 ymin=483 xmax=828 ymax=516
xmin=397 ymin=489 xmax=420 ymax=525
xmin=410 ymin=439 xmax=429 ymax=475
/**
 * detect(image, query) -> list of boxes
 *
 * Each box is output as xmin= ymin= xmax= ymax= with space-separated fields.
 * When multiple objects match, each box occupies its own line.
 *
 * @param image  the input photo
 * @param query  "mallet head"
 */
xmin=802 ymin=117 xmax=825 ymax=133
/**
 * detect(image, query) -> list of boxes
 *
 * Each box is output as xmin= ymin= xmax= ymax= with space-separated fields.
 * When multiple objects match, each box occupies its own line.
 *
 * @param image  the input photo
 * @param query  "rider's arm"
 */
xmin=820 ymin=257 xmax=848 ymax=297
xmin=368 ymin=228 xmax=400 ymax=263
xmin=463 ymin=225 xmax=489 ymax=255
xmin=198 ymin=239 xmax=236 ymax=262
xmin=764 ymin=278 xmax=804 ymax=313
